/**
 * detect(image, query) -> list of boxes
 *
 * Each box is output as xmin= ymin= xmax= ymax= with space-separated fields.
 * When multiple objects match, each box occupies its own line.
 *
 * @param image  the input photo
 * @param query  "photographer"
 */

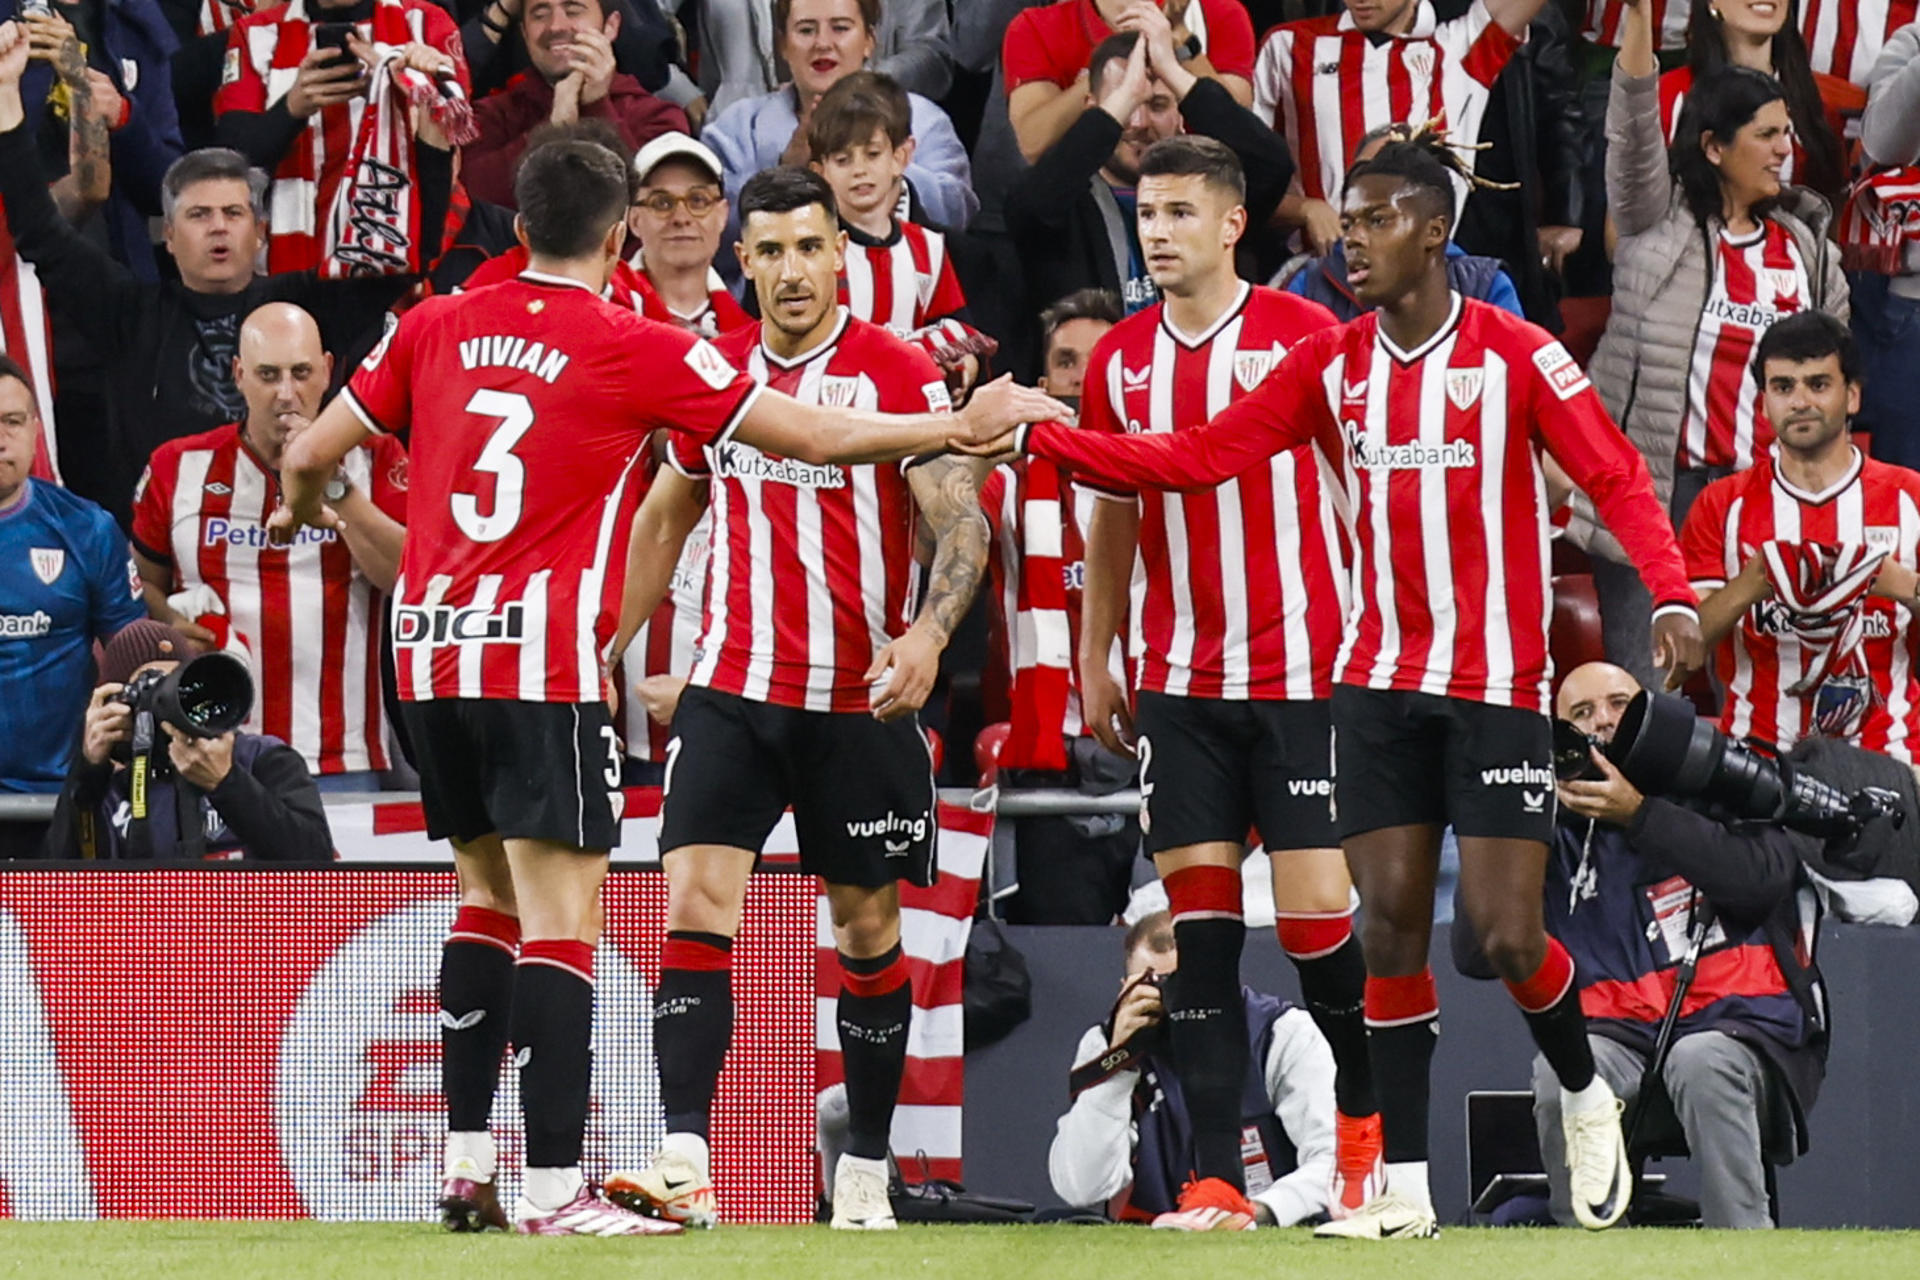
xmin=1048 ymin=910 xmax=1335 ymax=1228
xmin=1510 ymin=661 xmax=1828 ymax=1229
xmin=41 ymin=620 xmax=333 ymax=861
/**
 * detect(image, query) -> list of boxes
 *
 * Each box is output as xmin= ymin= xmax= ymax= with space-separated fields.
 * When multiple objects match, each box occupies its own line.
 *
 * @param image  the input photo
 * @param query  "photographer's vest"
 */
xmin=1117 ymin=989 xmax=1297 ymax=1221
xmin=100 ymin=733 xmax=277 ymax=860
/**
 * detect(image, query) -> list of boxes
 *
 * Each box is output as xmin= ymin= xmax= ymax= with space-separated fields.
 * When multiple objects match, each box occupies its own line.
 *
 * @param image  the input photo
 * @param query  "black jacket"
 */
xmin=0 ymin=123 xmax=440 ymax=528
xmin=1005 ymin=78 xmax=1295 ymax=329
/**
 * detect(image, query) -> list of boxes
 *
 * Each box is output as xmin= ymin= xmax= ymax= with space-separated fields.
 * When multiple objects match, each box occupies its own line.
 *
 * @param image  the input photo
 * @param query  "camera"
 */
xmin=1599 ymin=690 xmax=1902 ymax=841
xmin=113 ymin=652 xmax=254 ymax=775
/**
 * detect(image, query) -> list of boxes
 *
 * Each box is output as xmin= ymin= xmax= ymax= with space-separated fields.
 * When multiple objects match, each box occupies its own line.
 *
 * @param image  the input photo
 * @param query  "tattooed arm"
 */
xmin=867 ymin=454 xmax=991 ymax=722
xmin=49 ymin=35 xmax=112 ymax=223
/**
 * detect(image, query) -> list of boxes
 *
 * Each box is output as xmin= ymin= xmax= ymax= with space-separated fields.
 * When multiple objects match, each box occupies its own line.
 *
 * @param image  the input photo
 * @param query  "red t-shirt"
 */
xmin=1002 ymin=0 xmax=1255 ymax=92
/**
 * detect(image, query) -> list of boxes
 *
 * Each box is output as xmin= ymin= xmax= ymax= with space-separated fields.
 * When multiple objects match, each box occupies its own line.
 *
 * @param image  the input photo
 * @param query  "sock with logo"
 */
xmin=441 ymin=905 xmax=519 ymax=1142
xmin=1506 ymin=938 xmax=1595 ymax=1092
xmin=509 ymin=939 xmax=596 ymax=1170
xmin=1162 ymin=864 xmax=1249 ymax=1189
xmin=1276 ymin=908 xmax=1375 ymax=1118
xmin=1365 ymin=969 xmax=1440 ymax=1166
xmin=655 ymin=931 xmax=735 ymax=1139
xmin=837 ymin=943 xmax=913 ymax=1160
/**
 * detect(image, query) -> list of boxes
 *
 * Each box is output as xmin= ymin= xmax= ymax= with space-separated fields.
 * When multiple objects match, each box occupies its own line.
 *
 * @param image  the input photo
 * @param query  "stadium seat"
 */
xmin=1550 ymin=574 xmax=1606 ymax=675
xmin=974 ymin=722 xmax=1010 ymax=787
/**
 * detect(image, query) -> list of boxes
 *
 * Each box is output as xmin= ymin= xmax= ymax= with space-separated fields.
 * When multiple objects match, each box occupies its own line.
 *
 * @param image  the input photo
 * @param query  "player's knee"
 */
xmin=459 ymin=881 xmax=517 ymax=916
xmin=1357 ymin=910 xmax=1427 ymax=972
xmin=1478 ymin=925 xmax=1546 ymax=984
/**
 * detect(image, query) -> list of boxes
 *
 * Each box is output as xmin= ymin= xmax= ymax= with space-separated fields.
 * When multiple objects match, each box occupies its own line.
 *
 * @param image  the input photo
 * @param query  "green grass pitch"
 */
xmin=1 ymin=1223 xmax=1914 ymax=1280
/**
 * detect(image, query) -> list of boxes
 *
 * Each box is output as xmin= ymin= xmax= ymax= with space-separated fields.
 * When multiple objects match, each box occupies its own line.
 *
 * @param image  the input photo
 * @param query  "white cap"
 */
xmin=632 ymin=132 xmax=725 ymax=185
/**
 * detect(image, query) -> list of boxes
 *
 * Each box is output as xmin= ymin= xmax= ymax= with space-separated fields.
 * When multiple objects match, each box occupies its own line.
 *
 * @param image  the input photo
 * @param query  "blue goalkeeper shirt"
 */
xmin=0 ymin=480 xmax=145 ymax=792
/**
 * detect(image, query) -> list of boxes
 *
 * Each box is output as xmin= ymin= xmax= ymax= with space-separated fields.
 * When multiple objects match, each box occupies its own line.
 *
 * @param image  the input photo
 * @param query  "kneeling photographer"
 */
xmin=41 ymin=622 xmax=333 ymax=861
xmin=1477 ymin=661 xmax=1842 ymax=1229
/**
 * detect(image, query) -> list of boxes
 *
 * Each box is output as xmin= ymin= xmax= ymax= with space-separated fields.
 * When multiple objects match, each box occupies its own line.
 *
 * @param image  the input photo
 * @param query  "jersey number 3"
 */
xmin=453 ymin=389 xmax=535 ymax=543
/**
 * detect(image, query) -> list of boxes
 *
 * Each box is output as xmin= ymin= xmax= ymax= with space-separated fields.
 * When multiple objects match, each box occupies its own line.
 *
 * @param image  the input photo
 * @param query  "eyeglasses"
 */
xmin=633 ymin=189 xmax=723 ymax=217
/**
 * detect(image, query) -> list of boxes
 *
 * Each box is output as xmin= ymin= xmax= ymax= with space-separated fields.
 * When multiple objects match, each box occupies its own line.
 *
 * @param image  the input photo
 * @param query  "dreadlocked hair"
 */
xmin=1339 ymin=118 xmax=1515 ymax=225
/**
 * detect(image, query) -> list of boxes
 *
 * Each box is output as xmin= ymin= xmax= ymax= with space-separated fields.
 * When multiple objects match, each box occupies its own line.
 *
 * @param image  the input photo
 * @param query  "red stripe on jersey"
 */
xmin=1583 ymin=0 xmax=1687 ymax=50
xmin=1681 ymin=452 xmax=1920 ymax=760
xmin=838 ymin=221 xmax=968 ymax=337
xmin=1080 ymin=286 xmax=1348 ymax=701
xmin=1679 ymin=222 xmax=1808 ymax=472
xmin=1803 ymin=0 xmax=1917 ymax=84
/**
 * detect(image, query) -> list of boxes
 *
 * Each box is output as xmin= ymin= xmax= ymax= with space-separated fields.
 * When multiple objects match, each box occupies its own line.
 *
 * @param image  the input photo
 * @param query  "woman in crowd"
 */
xmin=1570 ymin=0 xmax=1848 ymax=687
xmin=683 ymin=0 xmax=951 ymax=116
xmin=701 ymin=0 xmax=976 ymax=231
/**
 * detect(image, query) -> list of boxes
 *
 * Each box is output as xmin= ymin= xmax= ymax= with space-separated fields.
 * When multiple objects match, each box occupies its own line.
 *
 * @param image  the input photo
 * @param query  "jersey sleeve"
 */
xmin=367 ymin=433 xmax=410 ymax=523
xmin=1527 ymin=337 xmax=1697 ymax=612
xmin=634 ymin=327 xmax=761 ymax=449
xmin=926 ymin=250 xmax=968 ymax=322
xmin=1438 ymin=0 xmax=1523 ymax=88
xmin=342 ymin=312 xmax=417 ymax=437
xmin=213 ymin=19 xmax=269 ymax=116
xmin=1000 ymin=9 xmax=1059 ymax=92
xmin=1679 ymin=479 xmax=1735 ymax=591
xmin=86 ymin=509 xmax=146 ymax=641
xmin=1073 ymin=334 xmax=1136 ymax=501
xmin=1252 ymin=27 xmax=1294 ymax=128
xmin=666 ymin=424 xmax=713 ymax=479
xmin=1196 ymin=0 xmax=1257 ymax=80
xmin=129 ymin=454 xmax=175 ymax=566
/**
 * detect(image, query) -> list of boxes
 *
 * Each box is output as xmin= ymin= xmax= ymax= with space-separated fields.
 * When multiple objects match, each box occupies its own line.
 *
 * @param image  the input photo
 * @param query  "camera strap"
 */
xmin=1069 ymin=1035 xmax=1153 ymax=1100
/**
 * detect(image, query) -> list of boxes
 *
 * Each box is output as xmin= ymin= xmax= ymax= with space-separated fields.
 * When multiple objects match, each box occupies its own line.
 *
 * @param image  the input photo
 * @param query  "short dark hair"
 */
xmin=1753 ymin=311 xmax=1861 ymax=384
xmin=515 ymin=140 xmax=632 ymax=257
xmin=0 ymin=353 xmax=35 ymax=402
xmin=807 ymin=70 xmax=913 ymax=159
xmin=1341 ymin=136 xmax=1463 ymax=228
xmin=773 ymin=0 xmax=881 ymax=39
xmin=161 ymin=148 xmax=267 ymax=222
xmin=1039 ymin=288 xmax=1122 ymax=358
xmin=1670 ymin=65 xmax=1786 ymax=229
xmin=1087 ymin=31 xmax=1141 ymax=94
xmin=738 ymin=166 xmax=840 ymax=228
xmin=1139 ymin=136 xmax=1246 ymax=202
xmin=1122 ymin=910 xmax=1174 ymax=962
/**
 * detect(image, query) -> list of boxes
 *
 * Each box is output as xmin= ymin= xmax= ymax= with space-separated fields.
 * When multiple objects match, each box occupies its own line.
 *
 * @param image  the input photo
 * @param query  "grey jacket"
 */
xmin=1860 ymin=21 xmax=1920 ymax=293
xmin=1571 ymin=64 xmax=1849 ymax=564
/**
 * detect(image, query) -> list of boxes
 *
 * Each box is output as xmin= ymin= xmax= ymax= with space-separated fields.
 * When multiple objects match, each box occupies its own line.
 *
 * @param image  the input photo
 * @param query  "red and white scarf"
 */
xmin=1760 ymin=540 xmax=1888 ymax=735
xmin=1838 ymin=167 xmax=1920 ymax=274
xmin=1002 ymin=458 xmax=1079 ymax=772
xmin=0 ymin=206 xmax=58 ymax=483
xmin=253 ymin=0 xmax=475 ymax=276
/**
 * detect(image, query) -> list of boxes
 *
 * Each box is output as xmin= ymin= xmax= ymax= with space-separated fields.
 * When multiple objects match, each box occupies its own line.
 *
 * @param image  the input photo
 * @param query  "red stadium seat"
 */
xmin=974 ymin=722 xmax=1010 ymax=787
xmin=1550 ymin=574 xmax=1606 ymax=677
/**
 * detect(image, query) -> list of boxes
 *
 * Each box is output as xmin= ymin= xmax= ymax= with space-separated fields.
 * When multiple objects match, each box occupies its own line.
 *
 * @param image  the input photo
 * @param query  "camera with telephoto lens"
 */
xmin=112 ymin=652 xmax=254 ymax=777
xmin=1596 ymin=690 xmax=1903 ymax=841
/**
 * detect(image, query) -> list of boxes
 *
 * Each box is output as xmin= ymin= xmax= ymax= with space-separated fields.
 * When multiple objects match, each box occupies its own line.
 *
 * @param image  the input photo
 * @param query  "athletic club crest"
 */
xmin=29 ymin=548 xmax=64 ymax=585
xmin=1445 ymin=368 xmax=1484 ymax=411
xmin=1234 ymin=345 xmax=1283 ymax=392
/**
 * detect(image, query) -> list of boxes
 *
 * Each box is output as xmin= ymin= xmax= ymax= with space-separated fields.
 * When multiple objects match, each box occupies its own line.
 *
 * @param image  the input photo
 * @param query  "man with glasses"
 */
xmin=625 ymin=133 xmax=753 ymax=336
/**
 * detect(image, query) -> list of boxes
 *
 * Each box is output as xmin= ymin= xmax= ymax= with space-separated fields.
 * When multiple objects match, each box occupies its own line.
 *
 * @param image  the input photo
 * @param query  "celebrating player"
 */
xmin=599 ymin=166 xmax=989 ymax=1233
xmin=1060 ymin=135 xmax=1377 ymax=1231
xmin=962 ymin=126 xmax=1707 ymax=1239
xmin=269 ymin=141 xmax=1061 ymax=1237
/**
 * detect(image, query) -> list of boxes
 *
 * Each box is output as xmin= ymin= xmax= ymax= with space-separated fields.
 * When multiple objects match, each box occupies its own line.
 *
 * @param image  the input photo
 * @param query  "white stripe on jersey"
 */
xmin=458 ymin=576 xmax=502 ymax=699
xmin=1416 ymin=339 xmax=1457 ymax=696
xmin=1481 ymin=353 xmax=1519 ymax=703
xmin=694 ymin=478 xmax=736 ymax=693
xmin=1721 ymin=495 xmax=1755 ymax=742
xmin=520 ymin=569 xmax=551 ymax=702
xmin=1150 ymin=326 xmax=1196 ymax=692
xmin=1363 ymin=342 xmax=1400 ymax=687
xmin=1205 ymin=319 xmax=1251 ymax=698
xmin=575 ymin=450 xmax=649 ymax=701
xmin=1893 ymin=492 xmax=1920 ymax=758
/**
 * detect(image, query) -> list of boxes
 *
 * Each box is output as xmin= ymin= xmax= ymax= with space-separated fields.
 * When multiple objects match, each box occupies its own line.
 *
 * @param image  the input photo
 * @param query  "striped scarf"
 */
xmin=196 ymin=0 xmax=258 ymax=35
xmin=1760 ymin=540 xmax=1887 ymax=736
xmin=1001 ymin=458 xmax=1079 ymax=772
xmin=1838 ymin=167 xmax=1920 ymax=275
xmin=0 ymin=205 xmax=58 ymax=482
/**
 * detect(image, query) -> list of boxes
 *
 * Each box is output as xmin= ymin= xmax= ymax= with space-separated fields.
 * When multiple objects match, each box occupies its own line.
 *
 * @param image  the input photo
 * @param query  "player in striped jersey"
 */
xmin=1685 ymin=313 xmax=1920 ymax=759
xmin=963 ymin=128 xmax=1707 ymax=1239
xmin=1802 ymin=0 xmax=1918 ymax=84
xmin=605 ymin=167 xmax=994 ymax=1232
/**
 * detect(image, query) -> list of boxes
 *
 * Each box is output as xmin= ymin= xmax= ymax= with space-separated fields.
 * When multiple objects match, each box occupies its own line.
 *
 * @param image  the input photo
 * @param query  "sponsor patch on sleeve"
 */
xmin=360 ymin=312 xmax=399 ymax=371
xmin=923 ymin=380 xmax=952 ymax=414
xmin=221 ymin=47 xmax=241 ymax=87
xmin=1532 ymin=340 xmax=1591 ymax=401
xmin=684 ymin=339 xmax=739 ymax=391
xmin=127 ymin=556 xmax=141 ymax=599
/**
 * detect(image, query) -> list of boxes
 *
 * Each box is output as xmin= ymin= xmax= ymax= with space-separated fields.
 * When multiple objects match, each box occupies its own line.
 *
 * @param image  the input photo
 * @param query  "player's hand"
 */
xmin=165 ymin=725 xmax=236 ymax=791
xmin=866 ymin=622 xmax=942 ymax=721
xmin=1080 ymin=662 xmax=1136 ymax=756
xmin=82 ymin=684 xmax=131 ymax=766
xmin=266 ymin=498 xmax=329 ymax=547
xmin=285 ymin=47 xmax=367 ymax=118
xmin=566 ymin=12 xmax=620 ymax=105
xmin=1301 ymin=198 xmax=1343 ymax=257
xmin=634 ymin=674 xmax=688 ymax=727
xmin=1556 ymin=749 xmax=1644 ymax=825
xmin=0 ymin=21 xmax=31 ymax=88
xmin=1652 ymin=610 xmax=1705 ymax=691
xmin=954 ymin=375 xmax=1071 ymax=445
xmin=1108 ymin=970 xmax=1164 ymax=1050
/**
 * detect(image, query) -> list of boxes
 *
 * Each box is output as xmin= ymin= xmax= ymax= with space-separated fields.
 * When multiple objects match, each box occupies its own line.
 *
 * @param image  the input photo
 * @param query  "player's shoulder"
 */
xmin=1860 ymin=453 xmax=1920 ymax=501
xmin=840 ymin=312 xmax=923 ymax=360
xmin=1092 ymin=304 xmax=1161 ymax=358
xmin=1692 ymin=462 xmax=1763 ymax=523
xmin=1464 ymin=298 xmax=1584 ymax=373
xmin=712 ymin=319 xmax=760 ymax=363
xmin=1246 ymin=284 xmax=1341 ymax=337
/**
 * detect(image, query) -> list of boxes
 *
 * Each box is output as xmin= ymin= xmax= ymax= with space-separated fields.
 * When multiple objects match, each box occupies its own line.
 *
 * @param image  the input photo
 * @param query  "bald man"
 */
xmin=129 ymin=302 xmax=410 ymax=789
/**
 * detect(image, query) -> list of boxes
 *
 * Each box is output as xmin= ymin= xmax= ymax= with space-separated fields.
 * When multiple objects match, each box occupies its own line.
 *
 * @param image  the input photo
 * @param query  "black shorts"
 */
xmin=399 ymin=699 xmax=623 ymax=850
xmin=655 ymin=685 xmax=937 ymax=888
xmin=1132 ymin=691 xmax=1338 ymax=855
xmin=1331 ymin=686 xmax=1556 ymax=843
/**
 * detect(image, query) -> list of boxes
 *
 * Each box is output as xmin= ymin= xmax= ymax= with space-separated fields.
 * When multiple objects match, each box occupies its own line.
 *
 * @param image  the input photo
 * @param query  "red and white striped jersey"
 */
xmin=0 ymin=210 xmax=56 ymax=482
xmin=839 ymin=220 xmax=967 ymax=337
xmin=1078 ymin=284 xmax=1348 ymax=702
xmin=1027 ymin=296 xmax=1698 ymax=712
xmin=465 ymin=246 xmax=753 ymax=337
xmin=1581 ymin=0 xmax=1688 ymax=51
xmin=130 ymin=423 xmax=408 ymax=773
xmin=1677 ymin=221 xmax=1809 ymax=472
xmin=196 ymin=0 xmax=255 ymax=34
xmin=1682 ymin=449 xmax=1920 ymax=759
xmin=620 ymin=510 xmax=710 ymax=761
xmin=1803 ymin=0 xmax=1918 ymax=85
xmin=1253 ymin=1 xmax=1520 ymax=204
xmin=670 ymin=310 xmax=949 ymax=712
xmin=344 ymin=271 xmax=761 ymax=704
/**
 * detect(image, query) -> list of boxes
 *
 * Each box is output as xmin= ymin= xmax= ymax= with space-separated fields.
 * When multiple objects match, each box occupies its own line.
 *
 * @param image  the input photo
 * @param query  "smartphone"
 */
xmin=313 ymin=22 xmax=358 ymax=73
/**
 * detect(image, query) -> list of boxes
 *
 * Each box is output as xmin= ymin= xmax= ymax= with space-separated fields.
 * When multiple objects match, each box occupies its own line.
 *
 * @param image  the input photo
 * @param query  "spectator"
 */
xmin=0 ymin=38 xmax=443 ymax=528
xmin=1252 ymin=0 xmax=1545 ymax=256
xmin=1658 ymin=0 xmax=1853 ymax=203
xmin=0 ymin=354 xmax=144 ymax=856
xmin=1518 ymin=661 xmax=1825 ymax=1229
xmin=1281 ymin=121 xmax=1524 ymax=323
xmin=130 ymin=302 xmax=406 ymax=786
xmin=1682 ymin=313 xmax=1920 ymax=760
xmin=1800 ymin=0 xmax=1917 ymax=87
xmin=688 ymin=0 xmax=951 ymax=115
xmin=1006 ymin=27 xmax=1293 ymax=320
xmin=1570 ymin=0 xmax=1846 ymax=690
xmin=461 ymin=0 xmax=688 ymax=208
xmin=806 ymin=71 xmax=993 ymax=393
xmin=702 ymin=0 xmax=976 ymax=233
xmin=1004 ymin=0 xmax=1255 ymax=164
xmin=6 ymin=0 xmax=183 ymax=278
xmin=1048 ymin=910 xmax=1335 ymax=1225
xmin=624 ymin=131 xmax=754 ymax=333
xmin=157 ymin=0 xmax=249 ymax=149
xmin=42 ymin=619 xmax=335 ymax=859
xmin=213 ymin=0 xmax=472 ymax=276
xmin=462 ymin=0 xmax=683 ymax=102
xmin=1848 ymin=19 xmax=1920 ymax=473
xmin=980 ymin=287 xmax=1139 ymax=926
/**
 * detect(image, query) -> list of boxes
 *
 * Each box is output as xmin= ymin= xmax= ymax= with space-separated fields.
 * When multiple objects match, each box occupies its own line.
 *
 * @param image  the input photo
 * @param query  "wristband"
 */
xmin=1179 ymin=32 xmax=1202 ymax=61
xmin=114 ymin=94 xmax=133 ymax=131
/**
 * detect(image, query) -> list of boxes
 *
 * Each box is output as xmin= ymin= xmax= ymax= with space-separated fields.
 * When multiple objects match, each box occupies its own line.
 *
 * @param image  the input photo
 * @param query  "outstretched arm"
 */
xmin=735 ymin=375 xmax=1068 ymax=467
